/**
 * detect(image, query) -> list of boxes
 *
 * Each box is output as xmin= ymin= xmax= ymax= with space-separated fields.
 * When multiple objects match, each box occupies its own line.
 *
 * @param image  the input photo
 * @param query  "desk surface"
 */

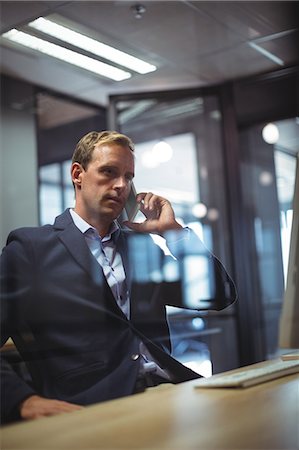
xmin=1 ymin=361 xmax=299 ymax=450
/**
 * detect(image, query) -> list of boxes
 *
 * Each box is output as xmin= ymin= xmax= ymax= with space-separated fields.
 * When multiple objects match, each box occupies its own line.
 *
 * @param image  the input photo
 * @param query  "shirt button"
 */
xmin=131 ymin=354 xmax=140 ymax=361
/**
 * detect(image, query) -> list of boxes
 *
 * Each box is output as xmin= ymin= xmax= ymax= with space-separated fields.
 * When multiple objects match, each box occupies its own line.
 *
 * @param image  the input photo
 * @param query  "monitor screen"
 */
xmin=279 ymin=154 xmax=299 ymax=353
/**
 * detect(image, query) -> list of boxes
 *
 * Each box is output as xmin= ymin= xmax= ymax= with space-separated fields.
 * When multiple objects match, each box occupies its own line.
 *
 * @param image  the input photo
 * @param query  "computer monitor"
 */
xmin=279 ymin=153 xmax=299 ymax=358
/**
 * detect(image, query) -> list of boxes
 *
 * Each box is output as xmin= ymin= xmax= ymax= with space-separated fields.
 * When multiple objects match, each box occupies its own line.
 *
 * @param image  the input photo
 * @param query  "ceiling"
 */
xmin=0 ymin=0 xmax=298 ymax=106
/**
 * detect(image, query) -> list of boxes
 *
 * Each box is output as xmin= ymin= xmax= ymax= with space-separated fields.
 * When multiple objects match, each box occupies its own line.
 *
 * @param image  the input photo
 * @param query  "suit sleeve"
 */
xmin=1 ymin=231 xmax=37 ymax=423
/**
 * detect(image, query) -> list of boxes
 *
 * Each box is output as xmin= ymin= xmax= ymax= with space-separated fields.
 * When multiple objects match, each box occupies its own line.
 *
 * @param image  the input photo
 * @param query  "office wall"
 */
xmin=0 ymin=76 xmax=38 ymax=249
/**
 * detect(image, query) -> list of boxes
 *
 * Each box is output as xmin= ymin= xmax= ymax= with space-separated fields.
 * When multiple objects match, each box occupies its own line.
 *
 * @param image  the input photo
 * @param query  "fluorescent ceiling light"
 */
xmin=1 ymin=29 xmax=131 ymax=81
xmin=248 ymin=42 xmax=284 ymax=66
xmin=28 ymin=17 xmax=156 ymax=74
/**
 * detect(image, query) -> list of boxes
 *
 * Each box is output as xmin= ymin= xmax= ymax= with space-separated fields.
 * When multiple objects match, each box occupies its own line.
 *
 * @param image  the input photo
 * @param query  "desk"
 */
xmin=1 ymin=361 xmax=299 ymax=449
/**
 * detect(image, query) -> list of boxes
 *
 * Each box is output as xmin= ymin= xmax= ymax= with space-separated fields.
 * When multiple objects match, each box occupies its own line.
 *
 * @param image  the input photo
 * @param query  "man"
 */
xmin=1 ymin=131 xmax=236 ymax=423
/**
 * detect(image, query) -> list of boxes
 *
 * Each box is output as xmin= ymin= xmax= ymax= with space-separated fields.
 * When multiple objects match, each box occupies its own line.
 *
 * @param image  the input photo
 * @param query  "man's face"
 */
xmin=73 ymin=143 xmax=135 ymax=224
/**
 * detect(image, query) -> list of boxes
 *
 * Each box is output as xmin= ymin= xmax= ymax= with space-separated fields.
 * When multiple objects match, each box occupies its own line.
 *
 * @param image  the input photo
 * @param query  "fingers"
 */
xmin=136 ymin=192 xmax=163 ymax=217
xmin=125 ymin=191 xmax=181 ymax=234
xmin=20 ymin=395 xmax=83 ymax=420
xmin=136 ymin=192 xmax=157 ymax=208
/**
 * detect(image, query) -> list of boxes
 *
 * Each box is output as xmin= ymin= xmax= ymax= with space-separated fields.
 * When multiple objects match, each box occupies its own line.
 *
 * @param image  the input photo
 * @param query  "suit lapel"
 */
xmin=54 ymin=210 xmax=129 ymax=320
xmin=54 ymin=210 xmax=104 ymax=287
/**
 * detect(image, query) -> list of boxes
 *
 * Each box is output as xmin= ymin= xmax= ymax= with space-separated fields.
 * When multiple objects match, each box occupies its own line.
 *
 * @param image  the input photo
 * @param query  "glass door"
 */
xmin=109 ymin=90 xmax=239 ymax=376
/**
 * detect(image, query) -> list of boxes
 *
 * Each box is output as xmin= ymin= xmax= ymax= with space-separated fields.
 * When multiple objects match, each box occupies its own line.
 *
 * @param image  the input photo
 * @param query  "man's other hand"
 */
xmin=20 ymin=395 xmax=83 ymax=420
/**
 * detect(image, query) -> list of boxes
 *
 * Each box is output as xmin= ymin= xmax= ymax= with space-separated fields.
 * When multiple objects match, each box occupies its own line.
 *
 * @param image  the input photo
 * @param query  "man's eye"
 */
xmin=102 ymin=168 xmax=114 ymax=176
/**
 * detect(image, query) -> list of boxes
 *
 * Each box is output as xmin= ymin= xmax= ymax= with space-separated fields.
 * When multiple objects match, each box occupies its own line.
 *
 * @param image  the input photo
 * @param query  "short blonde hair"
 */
xmin=72 ymin=131 xmax=134 ymax=169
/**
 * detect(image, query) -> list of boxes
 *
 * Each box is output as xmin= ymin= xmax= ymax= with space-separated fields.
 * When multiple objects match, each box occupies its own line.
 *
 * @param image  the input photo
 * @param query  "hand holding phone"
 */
xmin=121 ymin=191 xmax=182 ymax=234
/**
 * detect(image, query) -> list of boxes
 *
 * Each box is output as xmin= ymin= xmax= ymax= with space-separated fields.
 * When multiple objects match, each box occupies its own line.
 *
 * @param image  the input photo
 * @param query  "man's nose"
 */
xmin=114 ymin=176 xmax=128 ymax=190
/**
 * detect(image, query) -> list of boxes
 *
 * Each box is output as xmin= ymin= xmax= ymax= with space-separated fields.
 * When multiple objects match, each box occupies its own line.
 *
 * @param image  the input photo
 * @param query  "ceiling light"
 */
xmin=141 ymin=150 xmax=159 ymax=169
xmin=152 ymin=141 xmax=173 ymax=163
xmin=192 ymin=203 xmax=208 ymax=219
xmin=1 ymin=29 xmax=131 ymax=81
xmin=28 ymin=17 xmax=156 ymax=74
xmin=207 ymin=208 xmax=220 ymax=221
xmin=259 ymin=171 xmax=273 ymax=186
xmin=262 ymin=123 xmax=280 ymax=144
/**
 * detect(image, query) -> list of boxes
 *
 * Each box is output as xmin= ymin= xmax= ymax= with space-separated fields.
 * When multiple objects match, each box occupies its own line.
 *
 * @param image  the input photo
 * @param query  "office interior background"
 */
xmin=0 ymin=0 xmax=298 ymax=376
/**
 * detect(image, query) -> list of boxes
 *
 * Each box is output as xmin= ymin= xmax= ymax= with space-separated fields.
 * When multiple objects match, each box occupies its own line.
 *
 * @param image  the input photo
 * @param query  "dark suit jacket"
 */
xmin=1 ymin=210 xmax=236 ymax=422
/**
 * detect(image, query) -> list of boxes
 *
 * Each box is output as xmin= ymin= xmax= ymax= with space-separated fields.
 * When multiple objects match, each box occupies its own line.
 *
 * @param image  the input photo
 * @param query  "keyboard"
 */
xmin=194 ymin=359 xmax=299 ymax=388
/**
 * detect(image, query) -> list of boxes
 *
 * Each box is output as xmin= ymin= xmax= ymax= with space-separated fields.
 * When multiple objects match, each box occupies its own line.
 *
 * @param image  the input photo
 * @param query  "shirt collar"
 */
xmin=69 ymin=209 xmax=120 ymax=241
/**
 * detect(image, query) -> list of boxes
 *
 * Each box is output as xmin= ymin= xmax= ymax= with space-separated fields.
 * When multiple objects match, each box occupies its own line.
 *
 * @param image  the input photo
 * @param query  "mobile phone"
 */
xmin=119 ymin=183 xmax=140 ymax=223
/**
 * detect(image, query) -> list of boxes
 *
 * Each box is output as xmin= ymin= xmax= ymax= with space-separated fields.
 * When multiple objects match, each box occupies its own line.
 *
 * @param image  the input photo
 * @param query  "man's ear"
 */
xmin=71 ymin=162 xmax=84 ymax=189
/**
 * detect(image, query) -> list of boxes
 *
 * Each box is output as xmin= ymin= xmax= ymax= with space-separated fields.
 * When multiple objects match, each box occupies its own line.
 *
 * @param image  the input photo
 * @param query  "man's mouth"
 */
xmin=105 ymin=196 xmax=123 ymax=205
